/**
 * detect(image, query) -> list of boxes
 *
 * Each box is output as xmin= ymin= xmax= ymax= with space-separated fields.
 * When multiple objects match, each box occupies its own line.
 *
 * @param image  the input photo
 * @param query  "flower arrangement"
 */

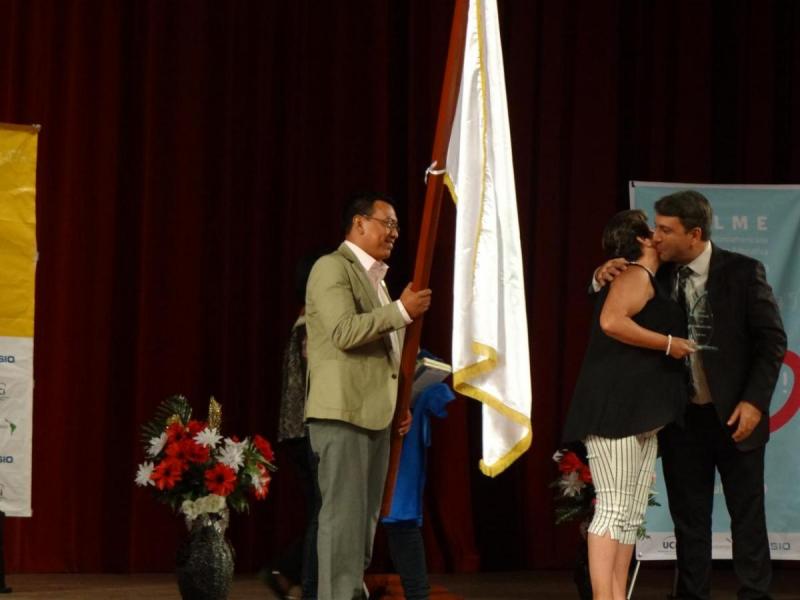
xmin=551 ymin=443 xmax=595 ymax=528
xmin=551 ymin=442 xmax=658 ymax=539
xmin=135 ymin=395 xmax=276 ymax=521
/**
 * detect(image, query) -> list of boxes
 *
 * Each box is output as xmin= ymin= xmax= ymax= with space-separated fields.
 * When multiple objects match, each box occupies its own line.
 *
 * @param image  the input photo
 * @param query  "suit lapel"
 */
xmin=705 ymin=243 xmax=728 ymax=304
xmin=337 ymin=243 xmax=381 ymax=310
xmin=381 ymin=279 xmax=404 ymax=360
xmin=338 ymin=243 xmax=397 ymax=359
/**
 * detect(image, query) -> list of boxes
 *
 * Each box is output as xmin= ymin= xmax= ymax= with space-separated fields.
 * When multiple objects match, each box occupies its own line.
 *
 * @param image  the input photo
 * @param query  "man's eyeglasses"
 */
xmin=360 ymin=215 xmax=400 ymax=233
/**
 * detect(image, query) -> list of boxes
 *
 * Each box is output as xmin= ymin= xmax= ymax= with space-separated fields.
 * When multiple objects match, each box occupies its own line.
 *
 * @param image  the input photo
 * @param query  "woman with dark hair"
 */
xmin=562 ymin=209 xmax=694 ymax=600
xmin=266 ymin=250 xmax=328 ymax=600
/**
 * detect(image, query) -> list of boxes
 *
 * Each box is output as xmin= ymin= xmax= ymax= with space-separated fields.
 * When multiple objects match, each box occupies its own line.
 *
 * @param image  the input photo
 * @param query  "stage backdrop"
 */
xmin=3 ymin=0 xmax=800 ymax=573
xmin=0 ymin=124 xmax=38 ymax=518
xmin=630 ymin=182 xmax=800 ymax=561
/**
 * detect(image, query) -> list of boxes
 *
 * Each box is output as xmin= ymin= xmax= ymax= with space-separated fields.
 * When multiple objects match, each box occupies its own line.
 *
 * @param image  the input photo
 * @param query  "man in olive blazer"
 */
xmin=305 ymin=193 xmax=431 ymax=600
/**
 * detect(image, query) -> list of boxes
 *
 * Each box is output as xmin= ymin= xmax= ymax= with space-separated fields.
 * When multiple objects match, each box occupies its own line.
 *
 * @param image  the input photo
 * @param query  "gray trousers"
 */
xmin=308 ymin=419 xmax=391 ymax=600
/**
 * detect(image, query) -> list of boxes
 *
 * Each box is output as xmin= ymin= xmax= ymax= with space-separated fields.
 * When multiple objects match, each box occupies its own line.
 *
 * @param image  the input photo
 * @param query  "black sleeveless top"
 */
xmin=562 ymin=265 xmax=688 ymax=443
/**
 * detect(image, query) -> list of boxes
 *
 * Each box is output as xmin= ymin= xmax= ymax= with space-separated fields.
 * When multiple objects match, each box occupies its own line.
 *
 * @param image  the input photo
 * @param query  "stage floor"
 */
xmin=2 ymin=566 xmax=799 ymax=599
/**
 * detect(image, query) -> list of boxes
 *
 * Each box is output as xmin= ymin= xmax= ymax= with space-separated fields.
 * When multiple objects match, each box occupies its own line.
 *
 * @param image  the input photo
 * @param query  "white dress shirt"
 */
xmin=344 ymin=241 xmax=411 ymax=362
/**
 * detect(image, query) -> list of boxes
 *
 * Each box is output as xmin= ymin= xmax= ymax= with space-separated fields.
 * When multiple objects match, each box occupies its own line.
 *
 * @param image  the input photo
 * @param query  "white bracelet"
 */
xmin=665 ymin=334 xmax=672 ymax=356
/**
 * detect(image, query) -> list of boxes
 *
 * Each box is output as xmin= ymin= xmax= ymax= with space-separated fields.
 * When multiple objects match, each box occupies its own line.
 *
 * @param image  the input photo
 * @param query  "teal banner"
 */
xmin=630 ymin=182 xmax=800 ymax=560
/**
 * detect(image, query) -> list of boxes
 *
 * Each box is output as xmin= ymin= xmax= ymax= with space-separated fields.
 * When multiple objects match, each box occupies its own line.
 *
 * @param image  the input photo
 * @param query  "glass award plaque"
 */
xmin=688 ymin=292 xmax=718 ymax=351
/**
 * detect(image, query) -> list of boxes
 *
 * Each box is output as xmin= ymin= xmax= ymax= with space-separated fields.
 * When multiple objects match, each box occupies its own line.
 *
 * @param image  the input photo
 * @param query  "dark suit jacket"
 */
xmin=658 ymin=244 xmax=787 ymax=450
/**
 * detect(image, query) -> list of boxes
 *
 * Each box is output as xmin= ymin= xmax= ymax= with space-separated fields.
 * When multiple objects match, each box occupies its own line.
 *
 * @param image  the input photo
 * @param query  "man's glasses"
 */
xmin=360 ymin=215 xmax=400 ymax=233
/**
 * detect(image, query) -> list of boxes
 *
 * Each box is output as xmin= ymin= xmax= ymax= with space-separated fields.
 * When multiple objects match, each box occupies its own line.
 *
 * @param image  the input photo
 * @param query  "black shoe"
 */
xmin=260 ymin=568 xmax=290 ymax=599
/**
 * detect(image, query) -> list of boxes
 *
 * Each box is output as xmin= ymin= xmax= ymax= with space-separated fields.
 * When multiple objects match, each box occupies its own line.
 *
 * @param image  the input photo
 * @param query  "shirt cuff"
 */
xmin=396 ymin=299 xmax=413 ymax=324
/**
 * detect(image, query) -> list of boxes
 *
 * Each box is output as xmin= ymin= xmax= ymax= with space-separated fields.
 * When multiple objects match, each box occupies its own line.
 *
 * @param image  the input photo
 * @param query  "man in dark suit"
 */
xmin=595 ymin=190 xmax=786 ymax=599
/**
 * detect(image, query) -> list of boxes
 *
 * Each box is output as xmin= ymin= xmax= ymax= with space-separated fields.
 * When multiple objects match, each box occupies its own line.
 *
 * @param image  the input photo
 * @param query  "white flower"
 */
xmin=252 ymin=471 xmax=268 ymax=490
xmin=558 ymin=471 xmax=586 ymax=497
xmin=218 ymin=440 xmax=245 ymax=470
xmin=224 ymin=437 xmax=248 ymax=450
xmin=181 ymin=494 xmax=226 ymax=520
xmin=552 ymin=450 xmax=564 ymax=463
xmin=194 ymin=427 xmax=223 ymax=449
xmin=135 ymin=462 xmax=155 ymax=487
xmin=147 ymin=433 xmax=167 ymax=457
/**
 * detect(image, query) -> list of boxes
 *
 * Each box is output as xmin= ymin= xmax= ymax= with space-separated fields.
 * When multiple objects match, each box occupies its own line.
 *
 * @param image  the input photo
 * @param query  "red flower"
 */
xmin=252 ymin=464 xmax=271 ymax=500
xmin=186 ymin=420 xmax=206 ymax=436
xmin=253 ymin=435 xmax=275 ymax=462
xmin=166 ymin=422 xmax=189 ymax=444
xmin=186 ymin=441 xmax=211 ymax=464
xmin=167 ymin=439 xmax=210 ymax=464
xmin=165 ymin=440 xmax=192 ymax=465
xmin=205 ymin=463 xmax=237 ymax=497
xmin=150 ymin=459 xmax=184 ymax=490
xmin=558 ymin=452 xmax=585 ymax=474
xmin=578 ymin=465 xmax=592 ymax=484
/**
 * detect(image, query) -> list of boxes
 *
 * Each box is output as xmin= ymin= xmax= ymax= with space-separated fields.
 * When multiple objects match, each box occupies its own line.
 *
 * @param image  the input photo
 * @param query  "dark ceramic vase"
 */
xmin=176 ymin=512 xmax=234 ymax=600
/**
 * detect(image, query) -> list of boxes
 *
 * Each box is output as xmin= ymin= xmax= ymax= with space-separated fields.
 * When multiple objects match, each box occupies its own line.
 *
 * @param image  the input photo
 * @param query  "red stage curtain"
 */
xmin=0 ymin=0 xmax=798 ymax=573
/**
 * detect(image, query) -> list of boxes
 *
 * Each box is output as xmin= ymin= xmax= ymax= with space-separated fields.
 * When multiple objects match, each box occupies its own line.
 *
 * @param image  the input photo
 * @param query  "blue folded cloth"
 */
xmin=382 ymin=383 xmax=454 ymax=525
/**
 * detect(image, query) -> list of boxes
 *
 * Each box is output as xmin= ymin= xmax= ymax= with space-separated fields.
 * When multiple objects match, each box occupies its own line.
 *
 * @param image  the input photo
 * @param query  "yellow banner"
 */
xmin=0 ymin=124 xmax=38 ymax=337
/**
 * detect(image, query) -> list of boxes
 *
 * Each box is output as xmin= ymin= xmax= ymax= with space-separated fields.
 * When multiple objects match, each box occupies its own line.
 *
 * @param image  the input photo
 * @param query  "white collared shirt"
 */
xmin=344 ymin=241 xmax=411 ymax=360
xmin=681 ymin=240 xmax=712 ymax=295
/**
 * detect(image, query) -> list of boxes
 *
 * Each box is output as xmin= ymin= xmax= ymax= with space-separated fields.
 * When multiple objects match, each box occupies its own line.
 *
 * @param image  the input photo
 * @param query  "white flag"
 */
xmin=445 ymin=0 xmax=531 ymax=476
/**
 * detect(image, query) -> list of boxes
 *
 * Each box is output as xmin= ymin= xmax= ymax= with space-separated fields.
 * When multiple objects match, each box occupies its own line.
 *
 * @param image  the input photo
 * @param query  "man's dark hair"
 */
xmin=341 ymin=192 xmax=394 ymax=235
xmin=654 ymin=190 xmax=713 ymax=240
xmin=602 ymin=209 xmax=652 ymax=260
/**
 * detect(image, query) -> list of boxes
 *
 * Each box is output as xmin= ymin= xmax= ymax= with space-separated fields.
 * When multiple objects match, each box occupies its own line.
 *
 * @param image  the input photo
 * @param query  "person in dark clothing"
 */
xmin=564 ymin=209 xmax=694 ymax=600
xmin=593 ymin=191 xmax=786 ymax=599
xmin=266 ymin=252 xmax=325 ymax=600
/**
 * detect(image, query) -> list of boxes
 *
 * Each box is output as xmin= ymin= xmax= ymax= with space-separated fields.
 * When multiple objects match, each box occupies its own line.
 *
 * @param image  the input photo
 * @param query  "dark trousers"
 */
xmin=274 ymin=436 xmax=320 ymax=599
xmin=384 ymin=520 xmax=430 ymax=600
xmin=659 ymin=404 xmax=771 ymax=600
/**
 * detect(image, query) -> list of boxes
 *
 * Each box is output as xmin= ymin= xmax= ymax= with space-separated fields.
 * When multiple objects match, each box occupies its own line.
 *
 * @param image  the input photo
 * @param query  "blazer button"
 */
xmin=391 ymin=374 xmax=398 ymax=379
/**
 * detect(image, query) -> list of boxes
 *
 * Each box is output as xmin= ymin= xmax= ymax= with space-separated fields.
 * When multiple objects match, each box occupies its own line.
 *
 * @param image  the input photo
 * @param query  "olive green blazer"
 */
xmin=304 ymin=243 xmax=407 ymax=430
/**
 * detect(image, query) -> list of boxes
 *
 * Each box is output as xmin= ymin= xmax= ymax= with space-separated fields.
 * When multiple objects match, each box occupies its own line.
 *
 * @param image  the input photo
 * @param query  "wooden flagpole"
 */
xmin=381 ymin=0 xmax=470 ymax=517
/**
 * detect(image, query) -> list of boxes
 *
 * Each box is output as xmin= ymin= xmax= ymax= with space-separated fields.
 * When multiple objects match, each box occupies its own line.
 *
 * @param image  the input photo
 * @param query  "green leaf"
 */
xmin=140 ymin=395 xmax=193 ymax=449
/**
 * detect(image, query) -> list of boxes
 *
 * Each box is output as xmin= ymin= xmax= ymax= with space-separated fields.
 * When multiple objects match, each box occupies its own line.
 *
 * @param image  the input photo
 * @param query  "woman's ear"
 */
xmin=636 ymin=235 xmax=653 ymax=247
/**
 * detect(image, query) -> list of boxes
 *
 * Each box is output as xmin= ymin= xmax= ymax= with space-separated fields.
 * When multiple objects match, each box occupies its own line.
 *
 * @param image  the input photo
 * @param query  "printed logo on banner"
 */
xmin=770 ymin=352 xmax=800 ymax=433
xmin=660 ymin=536 xmax=677 ymax=551
xmin=0 ymin=419 xmax=16 ymax=436
xmin=0 ymin=456 xmax=14 ymax=463
xmin=711 ymin=214 xmax=770 ymax=233
xmin=0 ymin=356 xmax=15 ymax=364
xmin=771 ymin=541 xmax=792 ymax=551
